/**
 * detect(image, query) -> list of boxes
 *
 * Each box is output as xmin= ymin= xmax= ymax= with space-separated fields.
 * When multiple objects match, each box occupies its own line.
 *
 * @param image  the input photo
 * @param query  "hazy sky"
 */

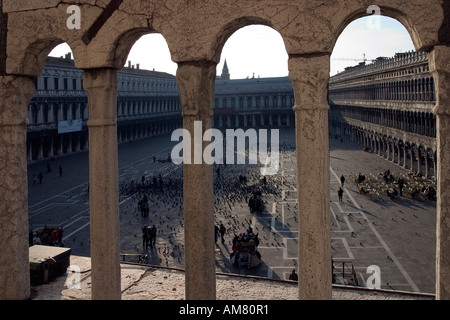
xmin=50 ymin=16 xmax=415 ymax=78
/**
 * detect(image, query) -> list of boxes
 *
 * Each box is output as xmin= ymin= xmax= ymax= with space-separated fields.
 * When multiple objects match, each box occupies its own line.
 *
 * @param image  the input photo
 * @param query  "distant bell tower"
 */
xmin=221 ymin=59 xmax=230 ymax=80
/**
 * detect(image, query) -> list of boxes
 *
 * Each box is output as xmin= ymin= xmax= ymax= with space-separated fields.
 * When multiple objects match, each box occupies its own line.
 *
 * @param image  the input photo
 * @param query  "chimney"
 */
xmin=65 ymin=52 xmax=72 ymax=60
xmin=136 ymin=64 xmax=140 ymax=70
xmin=128 ymin=61 xmax=131 ymax=68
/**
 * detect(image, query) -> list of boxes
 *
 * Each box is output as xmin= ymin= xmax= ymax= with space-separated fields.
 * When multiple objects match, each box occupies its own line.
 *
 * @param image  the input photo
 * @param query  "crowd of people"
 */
xmin=353 ymin=168 xmax=436 ymax=202
xmin=118 ymin=139 xmax=293 ymax=267
xmin=248 ymin=189 xmax=264 ymax=213
xmin=29 ymin=226 xmax=64 ymax=247
xmin=121 ymin=174 xmax=182 ymax=196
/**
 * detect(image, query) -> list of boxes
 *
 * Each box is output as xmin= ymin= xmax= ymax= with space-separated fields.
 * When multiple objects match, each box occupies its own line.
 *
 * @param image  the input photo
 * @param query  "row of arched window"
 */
xmin=214 ymin=94 xmax=294 ymax=109
xmin=330 ymin=104 xmax=436 ymax=138
xmin=36 ymin=65 xmax=179 ymax=95
xmin=28 ymin=96 xmax=181 ymax=125
xmin=119 ymin=77 xmax=178 ymax=93
xmin=117 ymin=98 xmax=181 ymax=117
xmin=329 ymin=77 xmax=435 ymax=102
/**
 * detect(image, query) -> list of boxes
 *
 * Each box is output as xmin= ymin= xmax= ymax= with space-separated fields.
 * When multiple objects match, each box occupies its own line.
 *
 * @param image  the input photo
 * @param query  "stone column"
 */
xmin=289 ymin=55 xmax=332 ymax=300
xmin=430 ymin=45 xmax=450 ymax=300
xmin=83 ymin=68 xmax=121 ymax=300
xmin=176 ymin=62 xmax=216 ymax=300
xmin=0 ymin=76 xmax=35 ymax=299
xmin=424 ymin=154 xmax=430 ymax=179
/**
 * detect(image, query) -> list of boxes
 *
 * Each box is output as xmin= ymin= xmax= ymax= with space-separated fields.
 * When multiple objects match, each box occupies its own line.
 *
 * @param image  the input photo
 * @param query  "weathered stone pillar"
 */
xmin=83 ymin=68 xmax=121 ymax=300
xmin=430 ymin=45 xmax=450 ymax=300
xmin=0 ymin=76 xmax=35 ymax=299
xmin=176 ymin=62 xmax=216 ymax=300
xmin=289 ymin=54 xmax=332 ymax=300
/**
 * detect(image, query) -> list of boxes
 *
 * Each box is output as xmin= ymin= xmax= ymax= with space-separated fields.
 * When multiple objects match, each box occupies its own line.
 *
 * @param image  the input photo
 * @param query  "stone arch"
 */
xmin=108 ymin=29 xmax=171 ymax=70
xmin=331 ymin=3 xmax=443 ymax=53
xmin=210 ymin=16 xmax=275 ymax=63
xmin=18 ymin=38 xmax=68 ymax=76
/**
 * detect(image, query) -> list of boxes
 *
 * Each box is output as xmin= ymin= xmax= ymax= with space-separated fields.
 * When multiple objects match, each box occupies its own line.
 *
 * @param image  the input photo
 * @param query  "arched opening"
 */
xmin=329 ymin=14 xmax=436 ymax=294
xmin=212 ymin=24 xmax=297 ymax=281
xmin=27 ymin=41 xmax=93 ymax=258
xmin=96 ymin=32 xmax=185 ymax=268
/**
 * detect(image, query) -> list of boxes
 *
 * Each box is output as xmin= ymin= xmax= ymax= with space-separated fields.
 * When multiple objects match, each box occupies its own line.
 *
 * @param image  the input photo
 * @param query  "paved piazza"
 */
xmin=27 ymin=128 xmax=436 ymax=294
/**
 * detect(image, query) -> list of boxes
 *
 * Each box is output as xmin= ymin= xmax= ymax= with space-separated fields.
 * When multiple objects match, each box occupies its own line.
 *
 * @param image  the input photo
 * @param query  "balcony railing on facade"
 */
xmin=330 ymin=51 xmax=429 ymax=84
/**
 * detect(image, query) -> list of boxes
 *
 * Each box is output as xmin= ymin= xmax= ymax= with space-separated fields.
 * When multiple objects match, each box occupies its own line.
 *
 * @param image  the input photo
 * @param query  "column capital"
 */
xmin=288 ymin=54 xmax=330 ymax=112
xmin=83 ymin=68 xmax=118 ymax=125
xmin=82 ymin=68 xmax=118 ymax=90
xmin=176 ymin=61 xmax=216 ymax=118
xmin=0 ymin=75 xmax=35 ymax=126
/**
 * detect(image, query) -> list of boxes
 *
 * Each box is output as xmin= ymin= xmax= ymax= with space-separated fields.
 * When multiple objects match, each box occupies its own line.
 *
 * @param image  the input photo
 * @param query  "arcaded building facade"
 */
xmin=27 ymin=55 xmax=294 ymax=163
xmin=0 ymin=1 xmax=449 ymax=300
xmin=329 ymin=51 xmax=438 ymax=178
xmin=27 ymin=54 xmax=182 ymax=162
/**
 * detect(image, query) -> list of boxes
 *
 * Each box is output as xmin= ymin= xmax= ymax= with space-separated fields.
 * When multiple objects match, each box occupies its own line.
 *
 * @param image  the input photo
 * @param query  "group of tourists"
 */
xmin=31 ymin=162 xmax=64 ymax=185
xmin=230 ymin=227 xmax=261 ymax=269
xmin=383 ymin=169 xmax=396 ymax=183
xmin=121 ymin=173 xmax=182 ymax=196
xmin=142 ymin=224 xmax=157 ymax=249
xmin=248 ymin=189 xmax=264 ymax=213
xmin=352 ymin=168 xmax=437 ymax=202
xmin=29 ymin=226 xmax=64 ymax=247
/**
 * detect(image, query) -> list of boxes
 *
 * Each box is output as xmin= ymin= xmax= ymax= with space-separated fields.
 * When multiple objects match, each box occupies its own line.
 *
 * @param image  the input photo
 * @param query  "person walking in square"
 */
xmin=338 ymin=187 xmax=344 ymax=202
xmin=215 ymin=225 xmax=219 ymax=244
xmin=142 ymin=225 xmax=150 ymax=249
xmin=289 ymin=269 xmax=298 ymax=281
xmin=340 ymin=175 xmax=345 ymax=187
xmin=219 ymin=222 xmax=226 ymax=244
xmin=149 ymin=225 xmax=157 ymax=248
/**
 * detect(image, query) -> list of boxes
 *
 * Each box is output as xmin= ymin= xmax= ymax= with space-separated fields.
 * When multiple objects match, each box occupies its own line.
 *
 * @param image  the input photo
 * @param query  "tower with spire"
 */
xmin=220 ymin=59 xmax=230 ymax=80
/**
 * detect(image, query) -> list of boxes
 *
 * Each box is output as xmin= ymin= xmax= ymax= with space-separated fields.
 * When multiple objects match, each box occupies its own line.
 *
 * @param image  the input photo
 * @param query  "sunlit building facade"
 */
xmin=329 ymin=51 xmax=437 ymax=178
